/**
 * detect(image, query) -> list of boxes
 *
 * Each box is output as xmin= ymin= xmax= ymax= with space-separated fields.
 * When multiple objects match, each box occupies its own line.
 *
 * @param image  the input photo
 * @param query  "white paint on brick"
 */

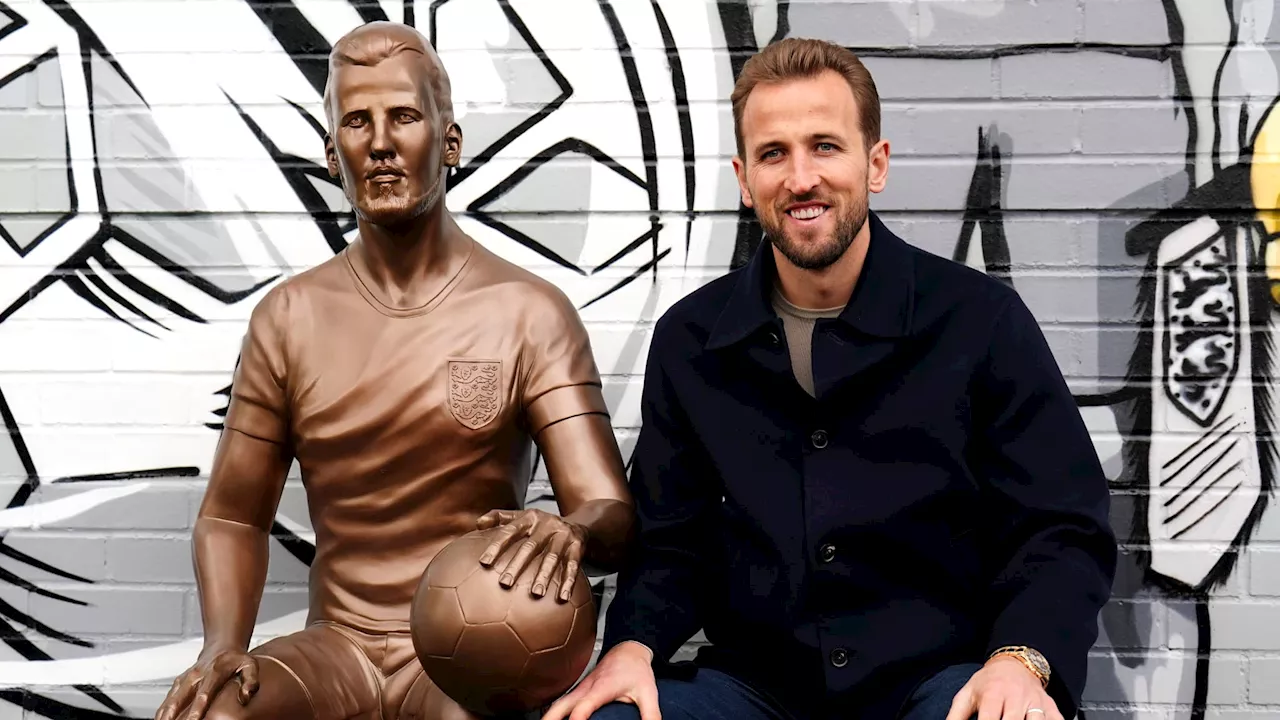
xmin=0 ymin=483 xmax=149 ymax=530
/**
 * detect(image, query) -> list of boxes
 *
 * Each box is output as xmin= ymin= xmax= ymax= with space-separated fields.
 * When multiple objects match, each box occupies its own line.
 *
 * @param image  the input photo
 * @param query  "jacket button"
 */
xmin=831 ymin=647 xmax=849 ymax=667
xmin=819 ymin=544 xmax=836 ymax=563
xmin=811 ymin=429 xmax=828 ymax=449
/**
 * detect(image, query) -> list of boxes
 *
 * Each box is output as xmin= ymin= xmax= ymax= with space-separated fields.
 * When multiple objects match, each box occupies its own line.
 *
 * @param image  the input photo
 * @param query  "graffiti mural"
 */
xmin=0 ymin=0 xmax=1277 ymax=718
xmin=0 ymin=0 xmax=736 ymax=716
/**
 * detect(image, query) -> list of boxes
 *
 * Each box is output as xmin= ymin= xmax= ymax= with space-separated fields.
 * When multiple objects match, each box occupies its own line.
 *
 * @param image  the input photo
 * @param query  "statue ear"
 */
xmin=325 ymin=133 xmax=340 ymax=179
xmin=443 ymin=122 xmax=463 ymax=168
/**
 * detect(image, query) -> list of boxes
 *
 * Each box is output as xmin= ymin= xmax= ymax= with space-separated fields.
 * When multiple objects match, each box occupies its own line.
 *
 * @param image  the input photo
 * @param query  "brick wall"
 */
xmin=0 ymin=0 xmax=1276 ymax=718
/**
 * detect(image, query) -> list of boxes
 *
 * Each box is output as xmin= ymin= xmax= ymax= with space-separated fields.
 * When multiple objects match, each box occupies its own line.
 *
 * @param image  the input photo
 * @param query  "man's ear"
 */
xmin=731 ymin=155 xmax=753 ymax=208
xmin=325 ymin=133 xmax=340 ymax=179
xmin=866 ymin=138 xmax=891 ymax=194
xmin=442 ymin=122 xmax=463 ymax=167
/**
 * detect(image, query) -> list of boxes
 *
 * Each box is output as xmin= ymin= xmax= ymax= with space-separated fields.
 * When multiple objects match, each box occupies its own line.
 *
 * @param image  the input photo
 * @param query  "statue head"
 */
xmin=323 ymin=21 xmax=462 ymax=229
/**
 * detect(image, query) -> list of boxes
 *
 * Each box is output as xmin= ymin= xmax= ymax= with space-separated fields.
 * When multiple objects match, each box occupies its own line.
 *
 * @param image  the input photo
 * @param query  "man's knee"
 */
xmin=587 ymin=701 xmax=642 ymax=720
xmin=583 ymin=669 xmax=780 ymax=720
xmin=899 ymin=663 xmax=982 ymax=720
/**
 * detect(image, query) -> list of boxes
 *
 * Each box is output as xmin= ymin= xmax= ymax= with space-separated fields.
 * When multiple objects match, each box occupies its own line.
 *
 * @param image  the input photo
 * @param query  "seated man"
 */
xmin=153 ymin=21 xmax=635 ymax=720
xmin=544 ymin=38 xmax=1117 ymax=720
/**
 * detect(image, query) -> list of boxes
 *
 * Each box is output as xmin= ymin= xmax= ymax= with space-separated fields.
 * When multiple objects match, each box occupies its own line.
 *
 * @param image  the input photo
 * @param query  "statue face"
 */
xmin=324 ymin=50 xmax=461 ymax=228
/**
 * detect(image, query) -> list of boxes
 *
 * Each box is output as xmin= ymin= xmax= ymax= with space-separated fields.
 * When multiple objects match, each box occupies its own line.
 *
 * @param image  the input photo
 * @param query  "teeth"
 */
xmin=789 ymin=206 xmax=826 ymax=220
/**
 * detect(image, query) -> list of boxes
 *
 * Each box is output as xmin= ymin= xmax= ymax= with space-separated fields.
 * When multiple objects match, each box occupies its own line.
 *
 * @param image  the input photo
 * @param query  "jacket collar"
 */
xmin=706 ymin=210 xmax=916 ymax=350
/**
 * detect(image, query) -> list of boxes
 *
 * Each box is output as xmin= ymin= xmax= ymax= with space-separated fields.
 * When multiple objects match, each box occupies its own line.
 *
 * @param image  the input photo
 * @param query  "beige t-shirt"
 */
xmin=222 ymin=239 xmax=606 ymax=633
xmin=771 ymin=287 xmax=845 ymax=397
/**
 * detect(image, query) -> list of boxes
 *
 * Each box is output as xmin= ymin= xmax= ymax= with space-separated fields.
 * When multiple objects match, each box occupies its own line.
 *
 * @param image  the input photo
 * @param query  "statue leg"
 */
xmin=398 ymin=668 xmax=486 ymax=720
xmin=202 ymin=623 xmax=383 ymax=720
xmin=199 ymin=655 xmax=314 ymax=720
xmin=378 ymin=631 xmax=483 ymax=720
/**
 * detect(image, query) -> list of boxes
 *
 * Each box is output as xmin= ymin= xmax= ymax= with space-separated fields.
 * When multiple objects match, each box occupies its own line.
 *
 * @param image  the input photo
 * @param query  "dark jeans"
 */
xmin=586 ymin=663 xmax=982 ymax=720
xmin=587 ymin=667 xmax=788 ymax=720
xmin=898 ymin=663 xmax=983 ymax=720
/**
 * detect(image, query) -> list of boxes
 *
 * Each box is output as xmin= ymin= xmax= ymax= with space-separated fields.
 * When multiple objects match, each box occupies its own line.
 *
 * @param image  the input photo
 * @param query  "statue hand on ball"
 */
xmin=475 ymin=509 xmax=586 ymax=601
xmin=411 ymin=520 xmax=599 ymax=716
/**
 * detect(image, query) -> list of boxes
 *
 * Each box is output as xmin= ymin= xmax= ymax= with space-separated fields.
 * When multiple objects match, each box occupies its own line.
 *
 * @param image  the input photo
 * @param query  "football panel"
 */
xmin=519 ymin=640 xmax=592 ymax=707
xmin=567 ymin=569 xmax=596 ymax=610
xmin=425 ymin=622 xmax=535 ymax=715
xmin=518 ymin=599 xmax=598 ymax=703
xmin=567 ymin=603 xmax=599 ymax=652
xmin=504 ymin=589 xmax=576 ymax=652
xmin=454 ymin=621 xmax=531 ymax=681
xmin=564 ymin=603 xmax=598 ymax=667
xmin=422 ymin=532 xmax=493 ymax=589
xmin=456 ymin=564 xmax=518 ymax=624
xmin=410 ymin=586 xmax=467 ymax=658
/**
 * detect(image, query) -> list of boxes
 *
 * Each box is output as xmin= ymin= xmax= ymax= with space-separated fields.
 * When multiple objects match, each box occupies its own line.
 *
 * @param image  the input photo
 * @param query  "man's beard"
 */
xmin=354 ymin=168 xmax=444 ymax=229
xmin=759 ymin=193 xmax=867 ymax=271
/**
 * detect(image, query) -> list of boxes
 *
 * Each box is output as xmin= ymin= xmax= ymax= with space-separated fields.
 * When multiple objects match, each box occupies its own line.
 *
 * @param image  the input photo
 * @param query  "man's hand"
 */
xmin=945 ymin=655 xmax=1063 ymax=720
xmin=476 ymin=508 xmax=588 ymax=601
xmin=541 ymin=641 xmax=660 ymax=720
xmin=153 ymin=647 xmax=259 ymax=720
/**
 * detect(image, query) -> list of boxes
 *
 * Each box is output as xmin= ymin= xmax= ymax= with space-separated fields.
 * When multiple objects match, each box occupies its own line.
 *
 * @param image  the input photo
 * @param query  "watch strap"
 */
xmin=989 ymin=645 xmax=1050 ymax=688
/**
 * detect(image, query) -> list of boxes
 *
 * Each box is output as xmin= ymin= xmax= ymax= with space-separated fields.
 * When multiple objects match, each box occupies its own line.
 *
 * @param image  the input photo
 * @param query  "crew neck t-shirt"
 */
xmin=770 ymin=286 xmax=845 ymax=397
xmin=221 ymin=239 xmax=607 ymax=633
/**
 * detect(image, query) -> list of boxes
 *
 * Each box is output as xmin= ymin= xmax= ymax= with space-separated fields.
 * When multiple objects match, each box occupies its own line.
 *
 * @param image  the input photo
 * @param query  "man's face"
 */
xmin=732 ymin=69 xmax=888 ymax=271
xmin=325 ymin=52 xmax=461 ymax=227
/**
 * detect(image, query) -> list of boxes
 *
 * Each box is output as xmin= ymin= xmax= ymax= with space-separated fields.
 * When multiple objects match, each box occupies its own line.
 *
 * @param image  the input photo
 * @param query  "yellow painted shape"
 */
xmin=1253 ymin=100 xmax=1280 ymax=237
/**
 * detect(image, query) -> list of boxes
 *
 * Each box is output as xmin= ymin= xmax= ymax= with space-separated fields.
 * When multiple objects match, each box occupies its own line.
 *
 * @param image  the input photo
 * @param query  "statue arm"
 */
xmin=518 ymin=282 xmax=636 ymax=573
xmin=194 ymin=430 xmax=292 ymax=653
xmin=195 ymin=284 xmax=296 ymax=653
xmin=535 ymin=412 xmax=635 ymax=573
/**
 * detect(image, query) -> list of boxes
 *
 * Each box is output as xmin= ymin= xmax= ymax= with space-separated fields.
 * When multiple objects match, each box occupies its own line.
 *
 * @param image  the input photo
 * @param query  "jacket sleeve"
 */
xmin=973 ymin=292 xmax=1118 ymax=719
xmin=599 ymin=318 xmax=720 ymax=667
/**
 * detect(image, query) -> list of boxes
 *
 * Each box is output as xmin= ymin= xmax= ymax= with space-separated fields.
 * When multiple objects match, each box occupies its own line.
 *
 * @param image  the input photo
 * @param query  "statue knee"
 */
xmin=202 ymin=708 xmax=240 ymax=720
xmin=201 ymin=681 xmax=276 ymax=720
xmin=202 ymin=692 xmax=253 ymax=720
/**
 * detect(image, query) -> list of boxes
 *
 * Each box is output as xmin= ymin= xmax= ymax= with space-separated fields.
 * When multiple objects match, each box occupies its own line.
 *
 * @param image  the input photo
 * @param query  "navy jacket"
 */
xmin=600 ymin=212 xmax=1118 ymax=720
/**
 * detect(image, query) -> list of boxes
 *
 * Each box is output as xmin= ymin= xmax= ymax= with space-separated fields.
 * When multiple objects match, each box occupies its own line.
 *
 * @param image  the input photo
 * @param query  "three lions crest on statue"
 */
xmin=448 ymin=360 xmax=502 ymax=430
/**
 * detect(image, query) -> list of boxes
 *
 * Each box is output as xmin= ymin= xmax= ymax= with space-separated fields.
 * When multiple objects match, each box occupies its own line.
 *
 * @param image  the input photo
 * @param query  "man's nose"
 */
xmin=784 ymin=155 xmax=820 ymax=196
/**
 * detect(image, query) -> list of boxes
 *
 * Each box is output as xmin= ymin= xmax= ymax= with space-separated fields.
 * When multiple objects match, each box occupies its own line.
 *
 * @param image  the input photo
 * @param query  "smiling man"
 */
xmin=151 ymin=21 xmax=636 ymax=720
xmin=543 ymin=38 xmax=1117 ymax=720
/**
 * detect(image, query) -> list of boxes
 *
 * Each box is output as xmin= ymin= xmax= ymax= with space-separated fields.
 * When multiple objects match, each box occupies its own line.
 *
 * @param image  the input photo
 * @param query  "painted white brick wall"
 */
xmin=0 ymin=1 xmax=1276 ymax=718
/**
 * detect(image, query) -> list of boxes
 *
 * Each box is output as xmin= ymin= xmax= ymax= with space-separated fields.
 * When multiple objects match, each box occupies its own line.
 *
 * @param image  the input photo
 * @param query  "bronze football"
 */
xmin=409 ymin=527 xmax=598 ymax=716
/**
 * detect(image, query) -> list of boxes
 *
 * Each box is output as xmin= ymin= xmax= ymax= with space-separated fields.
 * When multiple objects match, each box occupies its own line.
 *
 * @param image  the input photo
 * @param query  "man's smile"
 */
xmin=785 ymin=201 xmax=829 ymax=223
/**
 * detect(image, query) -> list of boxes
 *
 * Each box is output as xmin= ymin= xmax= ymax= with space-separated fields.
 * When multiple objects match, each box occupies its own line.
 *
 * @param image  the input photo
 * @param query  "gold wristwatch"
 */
xmin=989 ymin=646 xmax=1050 ymax=688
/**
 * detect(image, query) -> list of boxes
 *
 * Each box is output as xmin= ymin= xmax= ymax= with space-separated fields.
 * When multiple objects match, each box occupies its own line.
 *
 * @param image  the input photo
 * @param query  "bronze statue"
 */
xmin=153 ymin=21 xmax=636 ymax=720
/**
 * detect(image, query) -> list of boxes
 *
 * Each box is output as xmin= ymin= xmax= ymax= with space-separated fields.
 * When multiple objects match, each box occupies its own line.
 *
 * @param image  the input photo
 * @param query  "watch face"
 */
xmin=1026 ymin=650 xmax=1051 ymax=676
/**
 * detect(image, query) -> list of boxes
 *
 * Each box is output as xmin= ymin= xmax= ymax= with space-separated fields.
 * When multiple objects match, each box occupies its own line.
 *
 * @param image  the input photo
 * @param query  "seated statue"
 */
xmin=153 ymin=20 xmax=636 ymax=720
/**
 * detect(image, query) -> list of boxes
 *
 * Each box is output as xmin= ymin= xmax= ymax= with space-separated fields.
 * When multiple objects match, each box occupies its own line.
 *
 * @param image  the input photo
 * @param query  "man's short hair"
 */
xmin=730 ymin=37 xmax=880 ymax=159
